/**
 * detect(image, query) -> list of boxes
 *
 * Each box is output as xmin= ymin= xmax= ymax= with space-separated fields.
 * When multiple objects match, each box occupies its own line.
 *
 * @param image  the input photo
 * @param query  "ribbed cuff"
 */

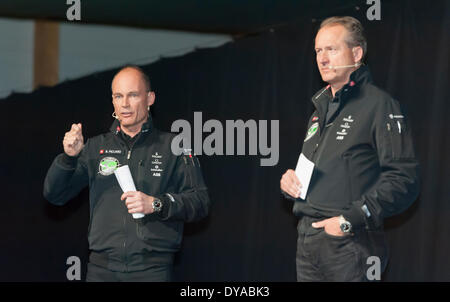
xmin=341 ymin=201 xmax=367 ymax=229
xmin=155 ymin=194 xmax=172 ymax=219
xmin=281 ymin=189 xmax=300 ymax=201
xmin=58 ymin=153 xmax=79 ymax=169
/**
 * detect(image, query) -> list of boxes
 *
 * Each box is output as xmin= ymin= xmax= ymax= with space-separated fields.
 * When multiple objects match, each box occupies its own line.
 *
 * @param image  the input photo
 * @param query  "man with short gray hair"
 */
xmin=280 ymin=16 xmax=420 ymax=281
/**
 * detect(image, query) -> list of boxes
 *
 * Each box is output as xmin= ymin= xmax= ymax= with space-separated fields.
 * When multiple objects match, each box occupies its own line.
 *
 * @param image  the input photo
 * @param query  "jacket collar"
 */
xmin=110 ymin=113 xmax=154 ymax=135
xmin=312 ymin=65 xmax=373 ymax=105
xmin=348 ymin=64 xmax=373 ymax=86
xmin=310 ymin=65 xmax=373 ymax=129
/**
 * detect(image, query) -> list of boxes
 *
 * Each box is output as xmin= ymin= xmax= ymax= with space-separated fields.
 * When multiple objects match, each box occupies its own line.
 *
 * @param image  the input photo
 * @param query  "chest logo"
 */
xmin=151 ymin=152 xmax=163 ymax=177
xmin=336 ymin=115 xmax=354 ymax=141
xmin=304 ymin=122 xmax=319 ymax=142
xmin=152 ymin=152 xmax=162 ymax=159
xmin=98 ymin=157 xmax=120 ymax=176
xmin=100 ymin=149 xmax=122 ymax=155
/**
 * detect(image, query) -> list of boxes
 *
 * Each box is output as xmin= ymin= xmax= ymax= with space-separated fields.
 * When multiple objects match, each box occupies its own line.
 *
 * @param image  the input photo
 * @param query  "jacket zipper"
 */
xmin=386 ymin=122 xmax=396 ymax=158
xmin=123 ymin=215 xmax=128 ymax=272
xmin=123 ymin=147 xmax=132 ymax=272
xmin=122 ymin=135 xmax=140 ymax=272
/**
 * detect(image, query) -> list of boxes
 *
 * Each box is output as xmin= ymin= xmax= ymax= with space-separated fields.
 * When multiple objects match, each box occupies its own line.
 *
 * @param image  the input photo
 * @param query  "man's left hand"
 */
xmin=311 ymin=216 xmax=345 ymax=237
xmin=121 ymin=191 xmax=155 ymax=215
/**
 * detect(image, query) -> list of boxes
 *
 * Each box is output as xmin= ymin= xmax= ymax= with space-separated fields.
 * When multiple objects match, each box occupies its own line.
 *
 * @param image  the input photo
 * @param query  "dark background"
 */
xmin=0 ymin=0 xmax=449 ymax=281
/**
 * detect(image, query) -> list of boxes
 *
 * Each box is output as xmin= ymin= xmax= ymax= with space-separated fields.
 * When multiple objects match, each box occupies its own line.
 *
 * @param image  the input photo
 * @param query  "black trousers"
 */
xmin=86 ymin=262 xmax=173 ymax=282
xmin=296 ymin=216 xmax=389 ymax=282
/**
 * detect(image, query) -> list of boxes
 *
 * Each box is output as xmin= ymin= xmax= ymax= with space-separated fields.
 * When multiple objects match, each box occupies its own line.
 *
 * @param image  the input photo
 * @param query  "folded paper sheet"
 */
xmin=294 ymin=153 xmax=315 ymax=200
xmin=114 ymin=165 xmax=144 ymax=219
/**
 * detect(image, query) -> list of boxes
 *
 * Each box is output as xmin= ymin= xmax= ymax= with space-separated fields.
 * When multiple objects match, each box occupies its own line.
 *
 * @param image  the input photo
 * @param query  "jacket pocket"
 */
xmin=136 ymin=218 xmax=183 ymax=249
xmin=322 ymin=228 xmax=354 ymax=240
xmin=386 ymin=119 xmax=415 ymax=159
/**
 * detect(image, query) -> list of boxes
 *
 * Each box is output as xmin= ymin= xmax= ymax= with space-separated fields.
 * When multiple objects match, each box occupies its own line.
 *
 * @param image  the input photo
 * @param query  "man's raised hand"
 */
xmin=63 ymin=123 xmax=84 ymax=156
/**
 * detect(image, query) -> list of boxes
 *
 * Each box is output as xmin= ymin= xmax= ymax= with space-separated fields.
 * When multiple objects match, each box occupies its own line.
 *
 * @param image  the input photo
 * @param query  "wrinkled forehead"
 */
xmin=315 ymin=24 xmax=349 ymax=47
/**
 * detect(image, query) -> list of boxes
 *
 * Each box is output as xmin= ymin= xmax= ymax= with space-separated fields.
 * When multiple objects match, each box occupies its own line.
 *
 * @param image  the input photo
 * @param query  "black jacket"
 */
xmin=285 ymin=66 xmax=420 ymax=230
xmin=44 ymin=116 xmax=211 ymax=272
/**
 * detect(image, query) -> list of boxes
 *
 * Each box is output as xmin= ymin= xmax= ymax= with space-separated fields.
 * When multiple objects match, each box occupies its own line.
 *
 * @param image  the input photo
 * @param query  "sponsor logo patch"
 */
xmin=337 ymin=115 xmax=354 ymax=141
xmin=98 ymin=157 xmax=119 ymax=176
xmin=304 ymin=122 xmax=319 ymax=142
xmin=151 ymin=152 xmax=163 ymax=177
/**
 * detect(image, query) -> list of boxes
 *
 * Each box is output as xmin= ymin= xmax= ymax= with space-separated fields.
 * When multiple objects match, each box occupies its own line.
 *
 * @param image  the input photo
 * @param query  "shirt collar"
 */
xmin=110 ymin=113 xmax=154 ymax=135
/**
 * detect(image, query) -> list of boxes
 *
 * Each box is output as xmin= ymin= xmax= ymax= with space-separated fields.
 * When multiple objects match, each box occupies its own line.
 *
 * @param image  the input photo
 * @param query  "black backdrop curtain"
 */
xmin=0 ymin=0 xmax=449 ymax=281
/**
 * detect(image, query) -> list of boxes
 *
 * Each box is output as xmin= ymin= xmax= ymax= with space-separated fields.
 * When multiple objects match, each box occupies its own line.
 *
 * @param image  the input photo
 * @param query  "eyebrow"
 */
xmin=112 ymin=91 xmax=140 ymax=96
xmin=314 ymin=45 xmax=338 ymax=51
xmin=315 ymin=45 xmax=337 ymax=49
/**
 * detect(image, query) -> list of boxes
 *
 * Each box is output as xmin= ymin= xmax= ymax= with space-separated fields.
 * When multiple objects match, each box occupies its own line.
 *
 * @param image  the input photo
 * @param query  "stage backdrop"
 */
xmin=0 ymin=0 xmax=449 ymax=281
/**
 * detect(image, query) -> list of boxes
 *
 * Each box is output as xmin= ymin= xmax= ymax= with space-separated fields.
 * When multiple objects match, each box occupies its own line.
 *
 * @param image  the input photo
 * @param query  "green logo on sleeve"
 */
xmin=304 ymin=122 xmax=319 ymax=142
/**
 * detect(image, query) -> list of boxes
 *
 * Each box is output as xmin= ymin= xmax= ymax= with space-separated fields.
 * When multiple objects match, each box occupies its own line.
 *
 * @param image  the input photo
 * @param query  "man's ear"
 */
xmin=353 ymin=46 xmax=363 ymax=64
xmin=147 ymin=91 xmax=155 ymax=107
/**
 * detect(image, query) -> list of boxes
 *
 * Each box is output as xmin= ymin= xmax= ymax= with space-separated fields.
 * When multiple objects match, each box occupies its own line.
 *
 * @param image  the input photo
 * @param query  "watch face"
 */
xmin=153 ymin=200 xmax=162 ymax=212
xmin=340 ymin=222 xmax=351 ymax=233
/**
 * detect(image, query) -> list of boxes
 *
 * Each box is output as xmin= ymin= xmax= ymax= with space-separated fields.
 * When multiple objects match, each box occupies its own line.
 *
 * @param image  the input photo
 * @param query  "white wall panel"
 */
xmin=0 ymin=18 xmax=34 ymax=99
xmin=58 ymin=23 xmax=231 ymax=82
xmin=0 ymin=18 xmax=231 ymax=99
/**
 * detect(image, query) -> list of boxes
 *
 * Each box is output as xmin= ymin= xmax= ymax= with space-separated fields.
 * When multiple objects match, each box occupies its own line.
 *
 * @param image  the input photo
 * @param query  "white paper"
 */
xmin=114 ymin=165 xmax=144 ymax=219
xmin=294 ymin=153 xmax=315 ymax=200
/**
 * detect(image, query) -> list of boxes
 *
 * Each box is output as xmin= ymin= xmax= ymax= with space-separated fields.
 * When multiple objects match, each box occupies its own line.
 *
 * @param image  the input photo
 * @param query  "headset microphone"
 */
xmin=328 ymin=62 xmax=362 ymax=69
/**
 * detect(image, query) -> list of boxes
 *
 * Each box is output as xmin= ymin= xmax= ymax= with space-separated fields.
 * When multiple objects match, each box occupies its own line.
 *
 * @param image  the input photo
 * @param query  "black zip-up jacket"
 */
xmin=284 ymin=66 xmax=420 ymax=230
xmin=44 ymin=116 xmax=211 ymax=272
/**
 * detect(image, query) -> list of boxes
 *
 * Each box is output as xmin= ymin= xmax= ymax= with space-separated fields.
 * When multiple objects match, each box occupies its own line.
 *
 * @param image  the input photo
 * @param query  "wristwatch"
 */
xmin=339 ymin=215 xmax=352 ymax=233
xmin=152 ymin=198 xmax=163 ymax=213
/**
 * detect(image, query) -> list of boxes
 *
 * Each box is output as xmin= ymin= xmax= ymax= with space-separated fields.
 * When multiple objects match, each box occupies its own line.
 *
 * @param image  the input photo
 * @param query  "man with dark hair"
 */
xmin=44 ymin=66 xmax=211 ymax=281
xmin=280 ymin=16 xmax=420 ymax=281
